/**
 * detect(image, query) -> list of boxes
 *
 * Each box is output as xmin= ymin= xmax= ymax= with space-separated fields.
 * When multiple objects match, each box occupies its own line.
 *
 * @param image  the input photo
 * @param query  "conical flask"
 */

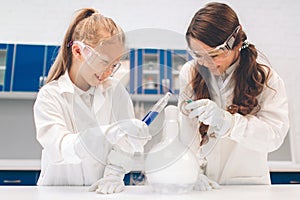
xmin=145 ymin=105 xmax=199 ymax=194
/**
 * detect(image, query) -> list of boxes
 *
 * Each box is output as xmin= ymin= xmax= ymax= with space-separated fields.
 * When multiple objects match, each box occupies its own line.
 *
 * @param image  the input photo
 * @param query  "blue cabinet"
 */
xmin=45 ymin=45 xmax=59 ymax=74
xmin=0 ymin=170 xmax=40 ymax=185
xmin=12 ymin=44 xmax=45 ymax=92
xmin=0 ymin=43 xmax=59 ymax=92
xmin=0 ymin=44 xmax=14 ymax=92
xmin=166 ymin=49 xmax=191 ymax=94
xmin=41 ymin=45 xmax=60 ymax=87
xmin=0 ymin=170 xmax=142 ymax=186
xmin=124 ymin=171 xmax=145 ymax=185
xmin=130 ymin=49 xmax=165 ymax=94
xmin=130 ymin=48 xmax=190 ymax=95
xmin=1 ymin=44 xmax=190 ymax=94
xmin=270 ymin=172 xmax=300 ymax=184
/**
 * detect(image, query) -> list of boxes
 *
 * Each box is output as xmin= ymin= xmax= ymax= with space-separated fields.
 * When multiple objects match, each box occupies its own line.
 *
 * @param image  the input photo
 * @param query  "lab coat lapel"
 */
xmin=219 ymin=59 xmax=238 ymax=93
xmin=93 ymin=79 xmax=114 ymax=114
xmin=57 ymin=72 xmax=79 ymax=133
xmin=73 ymin=93 xmax=99 ymax=132
xmin=62 ymin=92 xmax=78 ymax=133
xmin=93 ymin=86 xmax=105 ymax=114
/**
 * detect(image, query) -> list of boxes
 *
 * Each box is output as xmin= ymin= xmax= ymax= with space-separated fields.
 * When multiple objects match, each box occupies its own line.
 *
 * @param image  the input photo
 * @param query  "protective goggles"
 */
xmin=189 ymin=25 xmax=240 ymax=61
xmin=73 ymin=41 xmax=121 ymax=76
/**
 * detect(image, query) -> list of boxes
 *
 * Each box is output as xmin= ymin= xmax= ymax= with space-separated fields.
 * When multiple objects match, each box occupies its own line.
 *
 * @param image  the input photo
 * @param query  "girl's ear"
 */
xmin=71 ymin=44 xmax=83 ymax=59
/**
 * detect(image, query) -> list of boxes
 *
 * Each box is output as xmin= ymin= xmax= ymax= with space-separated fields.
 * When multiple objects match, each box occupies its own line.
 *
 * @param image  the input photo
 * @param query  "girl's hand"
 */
xmin=185 ymin=99 xmax=233 ymax=137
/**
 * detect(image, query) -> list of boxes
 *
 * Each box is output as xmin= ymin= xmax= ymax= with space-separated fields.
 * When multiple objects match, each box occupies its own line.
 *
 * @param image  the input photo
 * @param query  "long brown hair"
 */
xmin=186 ymin=3 xmax=270 ymax=145
xmin=46 ymin=8 xmax=124 ymax=83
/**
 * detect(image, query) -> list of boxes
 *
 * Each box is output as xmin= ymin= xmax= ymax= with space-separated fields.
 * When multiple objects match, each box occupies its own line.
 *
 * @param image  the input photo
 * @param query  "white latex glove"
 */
xmin=105 ymin=119 xmax=151 ymax=154
xmin=76 ymin=119 xmax=150 ymax=164
xmin=185 ymin=99 xmax=233 ymax=137
xmin=194 ymin=174 xmax=220 ymax=191
xmin=89 ymin=164 xmax=125 ymax=194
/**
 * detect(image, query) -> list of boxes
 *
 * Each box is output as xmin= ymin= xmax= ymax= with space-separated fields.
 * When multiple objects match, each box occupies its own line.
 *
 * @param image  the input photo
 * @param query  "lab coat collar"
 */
xmin=57 ymin=71 xmax=114 ymax=95
xmin=57 ymin=71 xmax=75 ymax=94
xmin=215 ymin=58 xmax=239 ymax=92
xmin=73 ymin=84 xmax=95 ymax=96
xmin=227 ymin=58 xmax=239 ymax=75
xmin=57 ymin=71 xmax=115 ymax=113
xmin=220 ymin=58 xmax=239 ymax=82
xmin=98 ymin=77 xmax=114 ymax=91
xmin=92 ymin=78 xmax=114 ymax=113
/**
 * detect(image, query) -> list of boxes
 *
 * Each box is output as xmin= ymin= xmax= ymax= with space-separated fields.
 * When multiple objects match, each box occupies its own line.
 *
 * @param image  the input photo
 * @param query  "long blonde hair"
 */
xmin=46 ymin=8 xmax=125 ymax=83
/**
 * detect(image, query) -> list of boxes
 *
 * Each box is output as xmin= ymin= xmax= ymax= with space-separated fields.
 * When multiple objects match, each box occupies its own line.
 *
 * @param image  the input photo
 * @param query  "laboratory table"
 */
xmin=0 ymin=185 xmax=300 ymax=200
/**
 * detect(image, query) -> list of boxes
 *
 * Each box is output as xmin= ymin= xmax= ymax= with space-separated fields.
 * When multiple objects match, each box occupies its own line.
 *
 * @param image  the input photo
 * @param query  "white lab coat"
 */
xmin=33 ymin=71 xmax=135 ymax=185
xmin=178 ymin=60 xmax=289 ymax=185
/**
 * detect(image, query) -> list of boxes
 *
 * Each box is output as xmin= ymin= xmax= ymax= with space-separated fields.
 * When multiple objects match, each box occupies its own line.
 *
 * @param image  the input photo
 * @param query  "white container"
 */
xmin=145 ymin=105 xmax=199 ymax=194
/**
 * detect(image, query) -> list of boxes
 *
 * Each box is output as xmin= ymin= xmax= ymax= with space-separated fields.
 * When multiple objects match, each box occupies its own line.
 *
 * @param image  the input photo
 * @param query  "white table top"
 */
xmin=1 ymin=185 xmax=300 ymax=200
xmin=2 ymin=159 xmax=300 ymax=172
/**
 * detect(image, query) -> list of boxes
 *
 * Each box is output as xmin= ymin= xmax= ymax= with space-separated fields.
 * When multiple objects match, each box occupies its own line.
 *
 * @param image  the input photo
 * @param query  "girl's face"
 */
xmin=71 ymin=40 xmax=124 ymax=91
xmin=189 ymin=37 xmax=240 ymax=76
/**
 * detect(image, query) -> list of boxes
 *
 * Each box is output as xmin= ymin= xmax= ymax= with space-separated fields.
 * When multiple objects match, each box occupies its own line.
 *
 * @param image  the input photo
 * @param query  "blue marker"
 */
xmin=142 ymin=92 xmax=172 ymax=126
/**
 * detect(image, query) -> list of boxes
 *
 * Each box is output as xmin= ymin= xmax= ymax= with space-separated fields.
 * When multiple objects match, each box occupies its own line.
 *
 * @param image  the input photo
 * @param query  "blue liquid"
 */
xmin=142 ymin=111 xmax=159 ymax=125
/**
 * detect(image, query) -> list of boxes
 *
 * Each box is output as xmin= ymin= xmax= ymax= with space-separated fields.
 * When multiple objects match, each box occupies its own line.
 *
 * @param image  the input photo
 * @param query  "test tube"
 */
xmin=179 ymin=91 xmax=193 ymax=116
xmin=142 ymin=92 xmax=172 ymax=125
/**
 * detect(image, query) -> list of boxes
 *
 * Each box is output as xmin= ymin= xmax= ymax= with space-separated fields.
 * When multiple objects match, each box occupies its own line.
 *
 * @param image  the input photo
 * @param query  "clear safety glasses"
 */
xmin=73 ymin=41 xmax=121 ymax=76
xmin=189 ymin=25 xmax=240 ymax=62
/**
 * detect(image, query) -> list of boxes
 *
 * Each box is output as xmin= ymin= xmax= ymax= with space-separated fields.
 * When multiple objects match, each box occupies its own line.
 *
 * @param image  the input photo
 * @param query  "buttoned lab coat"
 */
xmin=34 ymin=72 xmax=135 ymax=185
xmin=178 ymin=61 xmax=289 ymax=185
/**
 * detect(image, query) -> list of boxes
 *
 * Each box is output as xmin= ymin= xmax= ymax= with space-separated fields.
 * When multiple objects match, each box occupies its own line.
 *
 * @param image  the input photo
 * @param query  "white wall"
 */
xmin=1 ymin=0 xmax=300 ymax=162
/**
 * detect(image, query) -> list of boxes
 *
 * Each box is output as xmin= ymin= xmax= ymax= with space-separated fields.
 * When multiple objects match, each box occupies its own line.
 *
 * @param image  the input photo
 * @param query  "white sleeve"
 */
xmin=229 ymin=70 xmax=289 ymax=152
xmin=60 ymin=134 xmax=81 ymax=163
xmin=34 ymin=88 xmax=110 ymax=164
xmin=34 ymin=88 xmax=72 ymax=163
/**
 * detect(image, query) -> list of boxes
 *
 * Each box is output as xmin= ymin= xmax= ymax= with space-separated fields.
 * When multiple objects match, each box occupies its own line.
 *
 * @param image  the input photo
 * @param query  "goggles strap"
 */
xmin=226 ymin=25 xmax=240 ymax=49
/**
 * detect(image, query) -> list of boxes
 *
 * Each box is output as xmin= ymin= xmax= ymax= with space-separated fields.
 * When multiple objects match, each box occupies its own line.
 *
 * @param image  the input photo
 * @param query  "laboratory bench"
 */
xmin=0 ymin=159 xmax=40 ymax=185
xmin=268 ymin=161 xmax=300 ymax=184
xmin=1 ymin=160 xmax=300 ymax=185
xmin=1 ymin=185 xmax=300 ymax=200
